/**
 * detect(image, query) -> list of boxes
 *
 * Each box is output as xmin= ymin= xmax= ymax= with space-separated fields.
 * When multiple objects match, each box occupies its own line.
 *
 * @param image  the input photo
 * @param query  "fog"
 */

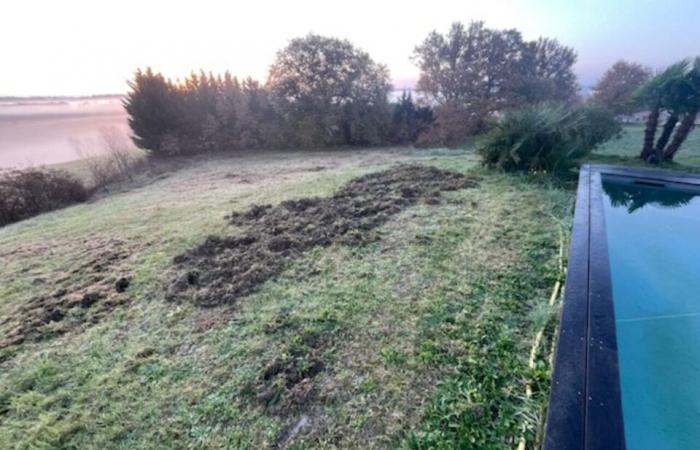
xmin=0 ymin=97 xmax=128 ymax=168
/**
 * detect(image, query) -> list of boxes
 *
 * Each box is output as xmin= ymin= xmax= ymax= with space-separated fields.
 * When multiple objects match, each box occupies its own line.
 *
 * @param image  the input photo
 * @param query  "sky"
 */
xmin=2 ymin=0 xmax=699 ymax=96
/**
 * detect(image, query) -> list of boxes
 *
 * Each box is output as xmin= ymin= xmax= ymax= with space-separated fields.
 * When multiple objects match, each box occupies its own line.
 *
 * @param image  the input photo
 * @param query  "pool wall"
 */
xmin=544 ymin=164 xmax=700 ymax=450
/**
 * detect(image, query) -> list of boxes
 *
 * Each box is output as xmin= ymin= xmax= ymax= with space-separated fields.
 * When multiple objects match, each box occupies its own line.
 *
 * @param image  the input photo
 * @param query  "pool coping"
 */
xmin=543 ymin=164 xmax=700 ymax=450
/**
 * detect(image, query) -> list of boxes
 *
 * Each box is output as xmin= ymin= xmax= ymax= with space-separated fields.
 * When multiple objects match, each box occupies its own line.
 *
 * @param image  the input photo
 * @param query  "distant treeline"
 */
xmin=125 ymin=22 xmax=580 ymax=155
xmin=0 ymin=94 xmax=123 ymax=102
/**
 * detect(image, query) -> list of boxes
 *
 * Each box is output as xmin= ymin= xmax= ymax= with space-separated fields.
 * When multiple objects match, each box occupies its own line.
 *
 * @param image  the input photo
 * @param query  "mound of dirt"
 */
xmin=168 ymin=164 xmax=477 ymax=307
xmin=0 ymin=239 xmax=133 ymax=350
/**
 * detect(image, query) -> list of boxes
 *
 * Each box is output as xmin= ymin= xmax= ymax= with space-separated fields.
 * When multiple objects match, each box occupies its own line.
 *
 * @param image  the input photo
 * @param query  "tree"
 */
xmin=125 ymin=67 xmax=287 ymax=155
xmin=123 ymin=68 xmax=183 ymax=154
xmin=412 ymin=22 xmax=578 ymax=144
xmin=238 ymin=77 xmax=284 ymax=149
xmin=592 ymin=60 xmax=651 ymax=115
xmin=517 ymin=38 xmax=579 ymax=104
xmin=662 ymin=58 xmax=700 ymax=161
xmin=267 ymin=34 xmax=392 ymax=147
xmin=635 ymin=60 xmax=695 ymax=162
xmin=213 ymin=72 xmax=244 ymax=149
xmin=389 ymin=91 xmax=434 ymax=144
xmin=413 ymin=22 xmax=524 ymax=109
xmin=179 ymin=71 xmax=220 ymax=151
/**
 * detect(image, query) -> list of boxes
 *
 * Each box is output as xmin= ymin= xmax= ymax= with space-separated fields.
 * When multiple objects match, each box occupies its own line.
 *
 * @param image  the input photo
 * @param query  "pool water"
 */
xmin=602 ymin=179 xmax=700 ymax=450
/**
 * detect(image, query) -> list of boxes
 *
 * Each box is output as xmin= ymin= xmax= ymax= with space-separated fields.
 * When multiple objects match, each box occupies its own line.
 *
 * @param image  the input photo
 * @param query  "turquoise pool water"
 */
xmin=602 ymin=178 xmax=700 ymax=450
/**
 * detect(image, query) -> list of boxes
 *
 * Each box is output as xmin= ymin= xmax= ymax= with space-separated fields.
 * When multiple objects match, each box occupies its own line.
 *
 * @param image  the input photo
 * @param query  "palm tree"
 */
xmin=653 ymin=74 xmax=687 ymax=157
xmin=663 ymin=58 xmax=700 ymax=161
xmin=635 ymin=60 xmax=689 ymax=162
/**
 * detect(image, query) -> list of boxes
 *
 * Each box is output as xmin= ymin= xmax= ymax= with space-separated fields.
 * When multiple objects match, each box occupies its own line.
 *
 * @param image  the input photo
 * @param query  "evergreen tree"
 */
xmin=390 ymin=91 xmax=434 ymax=144
xmin=123 ymin=68 xmax=183 ymax=154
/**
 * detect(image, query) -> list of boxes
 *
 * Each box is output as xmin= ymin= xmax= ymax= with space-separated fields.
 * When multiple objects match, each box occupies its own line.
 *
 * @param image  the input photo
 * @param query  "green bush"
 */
xmin=577 ymin=104 xmax=622 ymax=148
xmin=477 ymin=103 xmax=620 ymax=175
xmin=0 ymin=169 xmax=89 ymax=227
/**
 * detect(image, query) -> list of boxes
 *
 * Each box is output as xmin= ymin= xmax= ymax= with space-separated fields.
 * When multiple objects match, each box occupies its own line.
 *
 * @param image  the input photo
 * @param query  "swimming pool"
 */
xmin=544 ymin=165 xmax=700 ymax=450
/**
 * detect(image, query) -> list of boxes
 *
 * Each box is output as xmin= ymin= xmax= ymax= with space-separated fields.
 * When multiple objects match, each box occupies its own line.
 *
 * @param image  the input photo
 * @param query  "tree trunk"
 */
xmin=641 ymin=105 xmax=661 ymax=161
xmin=654 ymin=113 xmax=679 ymax=159
xmin=663 ymin=109 xmax=698 ymax=161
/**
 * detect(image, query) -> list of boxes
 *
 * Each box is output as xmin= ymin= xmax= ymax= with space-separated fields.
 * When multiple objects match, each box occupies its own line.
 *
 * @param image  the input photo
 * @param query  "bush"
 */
xmin=577 ymin=104 xmax=622 ymax=148
xmin=416 ymin=101 xmax=491 ymax=147
xmin=477 ymin=103 xmax=620 ymax=175
xmin=0 ymin=169 xmax=89 ymax=226
xmin=71 ymin=127 xmax=149 ymax=190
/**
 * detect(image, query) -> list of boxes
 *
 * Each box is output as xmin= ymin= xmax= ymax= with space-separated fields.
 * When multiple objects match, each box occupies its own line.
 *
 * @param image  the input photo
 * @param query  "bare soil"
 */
xmin=168 ymin=164 xmax=477 ymax=308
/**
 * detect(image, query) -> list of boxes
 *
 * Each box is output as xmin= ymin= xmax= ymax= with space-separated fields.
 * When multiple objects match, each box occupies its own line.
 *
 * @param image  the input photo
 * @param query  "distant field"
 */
xmin=0 ymin=98 xmax=128 ymax=169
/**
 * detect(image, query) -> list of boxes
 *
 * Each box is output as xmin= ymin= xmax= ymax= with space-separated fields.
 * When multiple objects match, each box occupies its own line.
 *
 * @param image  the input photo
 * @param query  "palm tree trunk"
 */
xmin=641 ymin=105 xmax=661 ymax=161
xmin=654 ymin=113 xmax=679 ymax=158
xmin=663 ymin=109 xmax=698 ymax=161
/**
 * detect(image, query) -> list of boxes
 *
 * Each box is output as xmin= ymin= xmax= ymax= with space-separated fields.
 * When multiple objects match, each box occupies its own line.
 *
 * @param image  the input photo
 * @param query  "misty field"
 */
xmin=0 ymin=145 xmax=574 ymax=449
xmin=0 ymin=98 xmax=127 ymax=169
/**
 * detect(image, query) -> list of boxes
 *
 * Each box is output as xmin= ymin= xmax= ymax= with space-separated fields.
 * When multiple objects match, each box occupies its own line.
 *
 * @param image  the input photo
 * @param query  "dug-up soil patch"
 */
xmin=168 ymin=164 xmax=477 ymax=307
xmin=0 ymin=238 xmax=134 ymax=351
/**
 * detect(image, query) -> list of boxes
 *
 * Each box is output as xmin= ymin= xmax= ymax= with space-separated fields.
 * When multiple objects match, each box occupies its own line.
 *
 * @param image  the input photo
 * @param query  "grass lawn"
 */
xmin=593 ymin=124 xmax=700 ymax=169
xmin=0 ymin=125 xmax=697 ymax=449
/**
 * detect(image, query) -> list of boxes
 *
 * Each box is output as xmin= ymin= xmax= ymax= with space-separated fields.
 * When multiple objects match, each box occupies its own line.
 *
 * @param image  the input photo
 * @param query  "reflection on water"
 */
xmin=0 ymin=97 xmax=128 ymax=168
xmin=602 ymin=180 xmax=696 ymax=213
xmin=603 ymin=179 xmax=700 ymax=450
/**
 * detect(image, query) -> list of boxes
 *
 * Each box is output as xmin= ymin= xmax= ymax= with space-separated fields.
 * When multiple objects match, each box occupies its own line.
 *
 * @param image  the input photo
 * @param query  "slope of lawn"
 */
xmin=1 ymin=146 xmax=573 ymax=449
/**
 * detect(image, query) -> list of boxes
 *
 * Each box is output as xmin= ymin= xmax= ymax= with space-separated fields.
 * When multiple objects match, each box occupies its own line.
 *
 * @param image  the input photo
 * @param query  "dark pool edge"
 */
xmin=584 ymin=170 xmax=625 ymax=449
xmin=543 ymin=165 xmax=591 ymax=450
xmin=543 ymin=164 xmax=700 ymax=450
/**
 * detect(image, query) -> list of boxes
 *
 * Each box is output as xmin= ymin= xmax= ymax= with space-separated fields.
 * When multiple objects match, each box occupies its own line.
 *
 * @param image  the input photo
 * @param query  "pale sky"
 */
xmin=3 ymin=0 xmax=699 ymax=96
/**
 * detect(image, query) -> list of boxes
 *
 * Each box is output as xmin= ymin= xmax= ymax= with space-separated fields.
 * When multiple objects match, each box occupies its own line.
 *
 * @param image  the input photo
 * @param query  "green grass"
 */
xmin=4 ymin=127 xmax=694 ymax=449
xmin=593 ymin=124 xmax=700 ymax=169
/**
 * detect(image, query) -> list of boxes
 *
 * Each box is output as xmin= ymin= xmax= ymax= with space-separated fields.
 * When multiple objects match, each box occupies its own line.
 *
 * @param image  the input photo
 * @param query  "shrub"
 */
xmin=416 ymin=100 xmax=491 ymax=147
xmin=0 ymin=169 xmax=89 ymax=226
xmin=71 ymin=127 xmax=149 ymax=190
xmin=477 ymin=103 xmax=619 ymax=175
xmin=577 ymin=104 xmax=622 ymax=148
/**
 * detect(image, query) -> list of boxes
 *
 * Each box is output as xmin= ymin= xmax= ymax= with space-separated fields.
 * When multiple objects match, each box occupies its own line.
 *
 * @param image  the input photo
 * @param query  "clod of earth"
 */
xmin=169 ymin=164 xmax=478 ymax=307
xmin=80 ymin=292 xmax=101 ymax=308
xmin=115 ymin=277 xmax=130 ymax=293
